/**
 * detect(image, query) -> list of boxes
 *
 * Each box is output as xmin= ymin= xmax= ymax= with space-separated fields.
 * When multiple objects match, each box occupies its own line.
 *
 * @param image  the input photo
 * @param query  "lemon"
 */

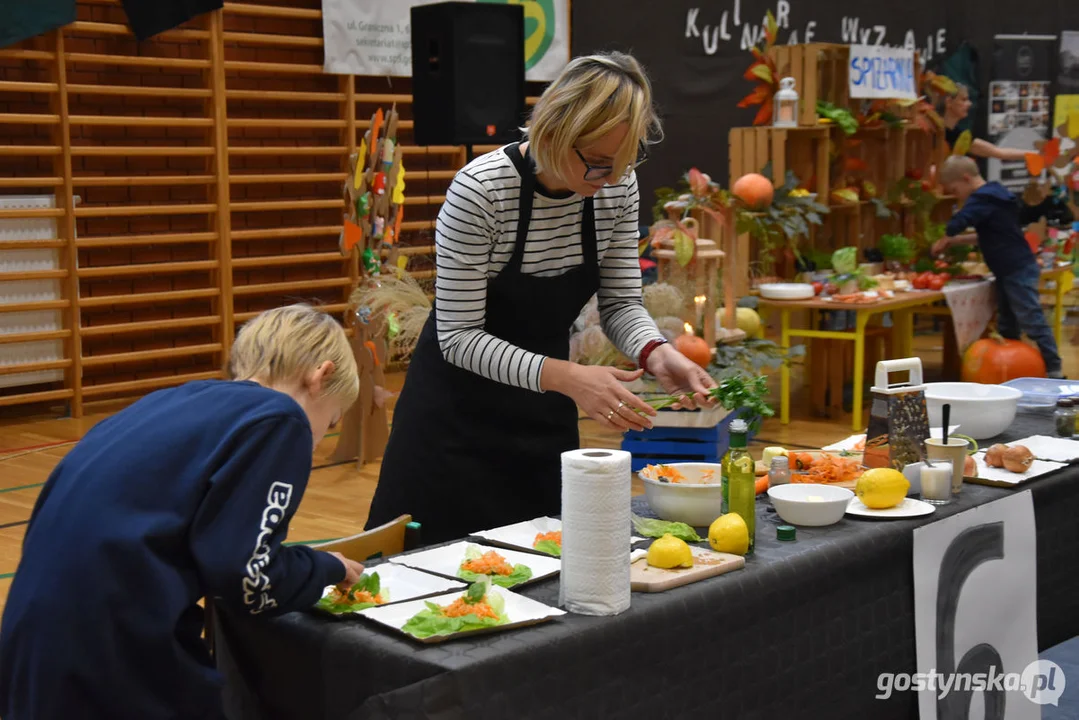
xmin=856 ymin=468 xmax=910 ymax=509
xmin=708 ymin=513 xmax=749 ymax=555
xmin=646 ymin=534 xmax=694 ymax=569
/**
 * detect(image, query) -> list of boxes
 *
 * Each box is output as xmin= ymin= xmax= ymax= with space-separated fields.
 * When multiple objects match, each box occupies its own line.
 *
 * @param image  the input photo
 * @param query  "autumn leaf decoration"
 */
xmin=738 ymin=11 xmax=780 ymax=126
xmin=895 ymin=71 xmax=955 ymax=135
xmin=948 ymin=129 xmax=972 ymax=156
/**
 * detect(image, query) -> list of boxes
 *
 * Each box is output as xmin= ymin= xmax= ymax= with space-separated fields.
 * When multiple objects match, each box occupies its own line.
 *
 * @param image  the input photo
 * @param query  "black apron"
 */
xmin=365 ymin=143 xmax=601 ymax=545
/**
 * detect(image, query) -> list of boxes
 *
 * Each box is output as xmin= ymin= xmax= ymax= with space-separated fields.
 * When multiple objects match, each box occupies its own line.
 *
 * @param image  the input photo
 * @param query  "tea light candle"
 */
xmin=920 ymin=464 xmax=952 ymax=503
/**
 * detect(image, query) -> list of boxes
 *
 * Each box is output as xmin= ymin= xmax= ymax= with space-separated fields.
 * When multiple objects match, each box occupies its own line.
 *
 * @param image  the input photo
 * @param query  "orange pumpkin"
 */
xmin=731 ymin=173 xmax=774 ymax=209
xmin=674 ymin=333 xmax=712 ymax=368
xmin=961 ymin=335 xmax=1046 ymax=384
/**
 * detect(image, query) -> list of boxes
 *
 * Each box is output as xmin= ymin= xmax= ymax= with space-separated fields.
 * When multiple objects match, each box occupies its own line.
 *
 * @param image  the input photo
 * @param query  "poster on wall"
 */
xmin=986 ymin=35 xmax=1056 ymax=192
xmin=912 ymin=492 xmax=1058 ymax=719
xmin=1055 ymin=32 xmax=1079 ymax=164
xmin=320 ymin=0 xmax=570 ymax=82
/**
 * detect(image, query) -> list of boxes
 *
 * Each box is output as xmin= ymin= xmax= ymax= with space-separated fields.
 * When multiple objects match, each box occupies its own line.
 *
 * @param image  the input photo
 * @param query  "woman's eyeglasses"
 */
xmin=574 ymin=142 xmax=648 ymax=181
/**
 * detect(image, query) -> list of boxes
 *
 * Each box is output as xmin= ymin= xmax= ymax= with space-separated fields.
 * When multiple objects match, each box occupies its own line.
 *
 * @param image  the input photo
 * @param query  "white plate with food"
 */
xmin=845 ymin=497 xmax=936 ymax=519
xmin=472 ymin=516 xmax=643 ymax=557
xmin=358 ymin=581 xmax=565 ymax=643
xmin=313 ymin=565 xmax=466 ymax=616
xmin=388 ymin=541 xmax=561 ymax=588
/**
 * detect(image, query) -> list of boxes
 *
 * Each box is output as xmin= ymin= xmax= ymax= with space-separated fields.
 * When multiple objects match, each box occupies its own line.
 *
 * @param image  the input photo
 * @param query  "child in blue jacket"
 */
xmin=933 ymin=156 xmax=1064 ymax=378
xmin=0 ymin=304 xmax=367 ymax=719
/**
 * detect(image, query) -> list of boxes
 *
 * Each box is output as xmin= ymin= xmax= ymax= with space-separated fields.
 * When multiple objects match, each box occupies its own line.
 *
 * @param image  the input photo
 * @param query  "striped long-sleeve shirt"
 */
xmin=434 ymin=146 xmax=665 ymax=392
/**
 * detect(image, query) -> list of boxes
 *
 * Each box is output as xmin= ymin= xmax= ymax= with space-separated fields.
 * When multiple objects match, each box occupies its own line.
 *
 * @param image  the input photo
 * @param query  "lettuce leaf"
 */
xmin=533 ymin=540 xmax=562 ymax=557
xmin=457 ymin=563 xmax=532 ymax=588
xmin=631 ymin=514 xmax=702 ymax=542
xmin=314 ymin=572 xmax=387 ymax=614
xmin=400 ymin=587 xmax=509 ymax=639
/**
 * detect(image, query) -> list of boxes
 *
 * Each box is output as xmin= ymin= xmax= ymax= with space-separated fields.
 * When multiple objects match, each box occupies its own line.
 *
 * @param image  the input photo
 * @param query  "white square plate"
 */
xmin=315 ymin=564 xmax=466 ymax=615
xmin=969 ymin=452 xmax=1066 ymax=486
xmin=388 ymin=541 xmax=561 ymax=587
xmin=358 ymin=585 xmax=565 ymax=643
xmin=471 ymin=516 xmax=644 ymax=556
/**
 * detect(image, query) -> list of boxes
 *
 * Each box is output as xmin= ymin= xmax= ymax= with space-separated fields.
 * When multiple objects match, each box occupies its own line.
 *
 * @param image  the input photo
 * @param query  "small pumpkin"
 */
xmin=961 ymin=334 xmax=1046 ymax=384
xmin=731 ymin=173 xmax=775 ymax=210
xmin=674 ymin=332 xmax=712 ymax=368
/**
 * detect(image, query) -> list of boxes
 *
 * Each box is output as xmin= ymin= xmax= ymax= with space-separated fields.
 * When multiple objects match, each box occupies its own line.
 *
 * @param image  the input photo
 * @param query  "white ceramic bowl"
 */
xmin=767 ymin=483 xmax=853 ymax=527
xmin=923 ymin=382 xmax=1021 ymax=441
xmin=639 ymin=462 xmax=724 ymax=527
xmin=758 ymin=283 xmax=815 ymax=301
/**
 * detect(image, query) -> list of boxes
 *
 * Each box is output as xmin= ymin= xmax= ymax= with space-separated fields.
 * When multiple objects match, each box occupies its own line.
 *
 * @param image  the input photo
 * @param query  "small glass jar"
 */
xmin=1055 ymin=399 xmax=1076 ymax=438
xmin=769 ymin=455 xmax=791 ymax=487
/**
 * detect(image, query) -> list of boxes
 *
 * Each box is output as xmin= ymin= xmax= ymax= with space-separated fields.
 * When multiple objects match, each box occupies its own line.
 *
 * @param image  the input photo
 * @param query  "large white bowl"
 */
xmin=767 ymin=483 xmax=853 ymax=527
xmin=639 ymin=462 xmax=724 ymax=527
xmin=923 ymin=382 xmax=1021 ymax=441
xmin=758 ymin=283 xmax=815 ymax=301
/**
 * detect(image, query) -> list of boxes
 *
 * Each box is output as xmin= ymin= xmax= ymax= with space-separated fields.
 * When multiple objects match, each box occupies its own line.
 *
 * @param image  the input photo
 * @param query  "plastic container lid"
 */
xmin=1002 ymin=377 xmax=1079 ymax=408
xmin=777 ymin=525 xmax=796 ymax=541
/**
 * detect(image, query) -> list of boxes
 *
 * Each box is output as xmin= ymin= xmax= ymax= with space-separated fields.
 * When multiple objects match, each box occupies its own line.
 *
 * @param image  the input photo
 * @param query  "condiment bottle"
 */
xmin=1055 ymin=399 xmax=1076 ymax=438
xmin=726 ymin=419 xmax=756 ymax=554
xmin=768 ymin=455 xmax=791 ymax=487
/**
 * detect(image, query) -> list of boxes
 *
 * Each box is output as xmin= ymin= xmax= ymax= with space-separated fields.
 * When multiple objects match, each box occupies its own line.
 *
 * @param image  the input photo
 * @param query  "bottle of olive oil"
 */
xmin=726 ymin=419 xmax=756 ymax=553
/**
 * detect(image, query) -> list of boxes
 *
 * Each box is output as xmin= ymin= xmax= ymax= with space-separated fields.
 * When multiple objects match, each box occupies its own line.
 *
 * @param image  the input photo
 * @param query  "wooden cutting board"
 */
xmin=630 ymin=545 xmax=745 ymax=592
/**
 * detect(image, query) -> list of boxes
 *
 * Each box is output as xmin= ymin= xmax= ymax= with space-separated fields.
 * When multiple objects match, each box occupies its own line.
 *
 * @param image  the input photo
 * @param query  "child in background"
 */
xmin=0 ymin=304 xmax=367 ymax=720
xmin=933 ymin=156 xmax=1064 ymax=378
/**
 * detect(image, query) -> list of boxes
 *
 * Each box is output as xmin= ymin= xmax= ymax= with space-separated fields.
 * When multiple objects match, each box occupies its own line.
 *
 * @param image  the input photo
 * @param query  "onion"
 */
xmin=1002 ymin=446 xmax=1034 ymax=474
xmin=985 ymin=444 xmax=1009 ymax=468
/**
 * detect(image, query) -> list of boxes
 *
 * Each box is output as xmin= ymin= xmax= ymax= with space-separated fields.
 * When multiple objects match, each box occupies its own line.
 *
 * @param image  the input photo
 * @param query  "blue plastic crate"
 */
xmin=620 ymin=413 xmax=756 ymax=473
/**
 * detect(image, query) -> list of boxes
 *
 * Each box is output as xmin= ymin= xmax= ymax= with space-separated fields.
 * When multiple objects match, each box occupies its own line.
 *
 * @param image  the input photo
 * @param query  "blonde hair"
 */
xmin=939 ymin=155 xmax=981 ymax=185
xmin=523 ymin=51 xmax=662 ymax=184
xmin=228 ymin=303 xmax=359 ymax=408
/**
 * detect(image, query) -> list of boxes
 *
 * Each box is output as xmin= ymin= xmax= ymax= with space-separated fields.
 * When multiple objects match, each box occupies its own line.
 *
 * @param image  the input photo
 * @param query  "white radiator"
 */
xmin=0 ymin=194 xmax=65 ymax=390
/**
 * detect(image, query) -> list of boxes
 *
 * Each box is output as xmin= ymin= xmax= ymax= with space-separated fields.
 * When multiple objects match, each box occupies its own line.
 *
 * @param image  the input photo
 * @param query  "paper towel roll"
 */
xmin=559 ymin=448 xmax=632 ymax=616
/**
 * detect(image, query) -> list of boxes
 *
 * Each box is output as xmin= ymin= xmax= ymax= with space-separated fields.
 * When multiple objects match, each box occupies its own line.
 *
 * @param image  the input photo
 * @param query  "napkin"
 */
xmin=559 ymin=448 xmax=632 ymax=616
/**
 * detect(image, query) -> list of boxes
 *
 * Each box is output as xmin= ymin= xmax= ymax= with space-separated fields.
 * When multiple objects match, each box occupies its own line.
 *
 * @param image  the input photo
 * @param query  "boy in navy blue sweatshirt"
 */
xmin=0 ymin=304 xmax=367 ymax=719
xmin=933 ymin=156 xmax=1064 ymax=378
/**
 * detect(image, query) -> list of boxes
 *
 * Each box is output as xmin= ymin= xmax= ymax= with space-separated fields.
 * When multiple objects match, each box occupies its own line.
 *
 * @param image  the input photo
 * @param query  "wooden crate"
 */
xmin=728 ymin=126 xmax=831 ymax=288
xmin=729 ymin=126 xmax=831 ymax=196
xmin=770 ymin=43 xmax=849 ymax=127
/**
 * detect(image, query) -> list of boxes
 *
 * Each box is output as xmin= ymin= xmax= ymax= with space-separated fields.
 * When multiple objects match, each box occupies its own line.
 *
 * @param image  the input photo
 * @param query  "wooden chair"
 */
xmin=307 ymin=514 xmax=414 ymax=563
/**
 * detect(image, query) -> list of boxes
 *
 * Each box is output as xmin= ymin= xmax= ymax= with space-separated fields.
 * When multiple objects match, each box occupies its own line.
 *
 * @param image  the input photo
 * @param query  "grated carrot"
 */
xmin=534 ymin=531 xmax=561 ymax=547
xmin=790 ymin=452 xmax=863 ymax=484
xmin=644 ymin=464 xmax=687 ymax=483
xmin=461 ymin=550 xmax=514 ymax=576
xmin=442 ymin=596 xmax=500 ymax=620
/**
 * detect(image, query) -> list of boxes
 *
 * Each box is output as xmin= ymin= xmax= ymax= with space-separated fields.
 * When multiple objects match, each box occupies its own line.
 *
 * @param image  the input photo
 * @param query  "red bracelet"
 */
xmin=638 ymin=339 xmax=668 ymax=374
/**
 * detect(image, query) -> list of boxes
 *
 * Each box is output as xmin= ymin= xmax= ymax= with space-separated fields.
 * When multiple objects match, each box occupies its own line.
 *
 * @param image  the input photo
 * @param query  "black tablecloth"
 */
xmin=217 ymin=408 xmax=1079 ymax=720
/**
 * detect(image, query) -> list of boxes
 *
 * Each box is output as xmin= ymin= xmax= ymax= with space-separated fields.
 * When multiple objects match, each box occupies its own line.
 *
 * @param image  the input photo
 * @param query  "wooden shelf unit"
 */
xmin=0 ymin=0 xmax=544 ymax=416
xmin=728 ymin=121 xmax=951 ymax=282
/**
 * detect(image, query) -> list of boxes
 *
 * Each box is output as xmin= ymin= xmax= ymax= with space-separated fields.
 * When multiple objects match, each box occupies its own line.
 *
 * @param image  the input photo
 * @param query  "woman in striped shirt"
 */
xmin=366 ymin=52 xmax=716 ymax=544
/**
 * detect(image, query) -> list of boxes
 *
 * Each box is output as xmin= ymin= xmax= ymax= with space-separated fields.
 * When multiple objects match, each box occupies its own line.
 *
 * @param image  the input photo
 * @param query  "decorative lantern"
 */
xmin=773 ymin=76 xmax=798 ymax=128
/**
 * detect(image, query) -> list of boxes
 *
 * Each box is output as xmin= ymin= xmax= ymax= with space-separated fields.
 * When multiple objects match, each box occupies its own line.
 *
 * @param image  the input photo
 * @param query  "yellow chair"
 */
xmin=307 ymin=514 xmax=414 ymax=563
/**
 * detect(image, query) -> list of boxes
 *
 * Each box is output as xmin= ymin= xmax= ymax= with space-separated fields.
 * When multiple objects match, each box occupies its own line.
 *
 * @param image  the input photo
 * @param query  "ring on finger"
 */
xmin=606 ymin=409 xmax=616 ymax=421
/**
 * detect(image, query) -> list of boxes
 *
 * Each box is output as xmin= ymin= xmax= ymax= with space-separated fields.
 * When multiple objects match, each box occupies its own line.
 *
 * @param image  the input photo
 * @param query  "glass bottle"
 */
xmin=726 ymin=419 xmax=756 ymax=553
xmin=769 ymin=455 xmax=791 ymax=487
xmin=1055 ymin=399 xmax=1076 ymax=438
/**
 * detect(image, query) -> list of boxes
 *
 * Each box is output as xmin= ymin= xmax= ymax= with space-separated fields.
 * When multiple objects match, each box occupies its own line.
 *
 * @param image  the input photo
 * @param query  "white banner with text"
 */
xmin=320 ymin=0 xmax=569 ymax=82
